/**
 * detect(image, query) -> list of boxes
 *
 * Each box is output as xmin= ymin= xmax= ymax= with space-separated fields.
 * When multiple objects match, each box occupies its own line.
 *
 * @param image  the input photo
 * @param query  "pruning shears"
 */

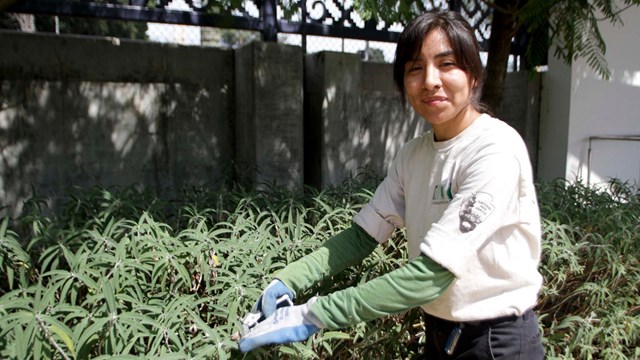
xmin=231 ymin=295 xmax=293 ymax=342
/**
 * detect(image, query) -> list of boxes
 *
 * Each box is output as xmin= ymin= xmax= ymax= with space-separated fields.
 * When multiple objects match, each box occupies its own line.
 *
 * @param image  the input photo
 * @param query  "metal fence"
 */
xmin=6 ymin=0 xmax=515 ymax=65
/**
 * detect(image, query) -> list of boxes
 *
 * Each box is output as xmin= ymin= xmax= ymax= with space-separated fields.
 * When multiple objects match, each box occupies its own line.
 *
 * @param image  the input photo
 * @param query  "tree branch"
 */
xmin=596 ymin=3 xmax=635 ymax=21
xmin=480 ymin=0 xmax=521 ymax=16
xmin=481 ymin=0 xmax=525 ymax=30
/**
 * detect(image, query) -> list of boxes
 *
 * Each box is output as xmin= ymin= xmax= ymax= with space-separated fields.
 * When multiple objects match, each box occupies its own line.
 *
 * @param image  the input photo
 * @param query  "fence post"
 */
xmin=448 ymin=0 xmax=461 ymax=12
xmin=260 ymin=0 xmax=278 ymax=41
xmin=235 ymin=42 xmax=304 ymax=189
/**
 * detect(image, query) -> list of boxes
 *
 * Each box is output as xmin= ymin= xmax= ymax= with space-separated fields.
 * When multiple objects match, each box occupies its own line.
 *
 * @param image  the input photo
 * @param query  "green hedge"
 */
xmin=0 ymin=177 xmax=638 ymax=359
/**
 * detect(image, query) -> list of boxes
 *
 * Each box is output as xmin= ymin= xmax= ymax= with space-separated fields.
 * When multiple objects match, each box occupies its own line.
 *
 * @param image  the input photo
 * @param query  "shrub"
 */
xmin=0 ymin=178 xmax=638 ymax=359
xmin=536 ymin=179 xmax=640 ymax=359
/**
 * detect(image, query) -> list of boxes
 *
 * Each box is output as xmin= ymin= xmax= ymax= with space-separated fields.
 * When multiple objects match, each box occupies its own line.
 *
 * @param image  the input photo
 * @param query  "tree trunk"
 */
xmin=0 ymin=13 xmax=35 ymax=31
xmin=482 ymin=0 xmax=520 ymax=115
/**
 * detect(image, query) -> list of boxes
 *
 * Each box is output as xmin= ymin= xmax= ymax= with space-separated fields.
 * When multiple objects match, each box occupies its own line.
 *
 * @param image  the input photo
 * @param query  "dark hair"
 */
xmin=393 ymin=10 xmax=486 ymax=112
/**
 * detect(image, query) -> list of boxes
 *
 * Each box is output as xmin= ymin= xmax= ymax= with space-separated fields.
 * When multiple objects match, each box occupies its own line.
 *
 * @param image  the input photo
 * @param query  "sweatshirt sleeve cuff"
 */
xmin=353 ymin=205 xmax=396 ymax=243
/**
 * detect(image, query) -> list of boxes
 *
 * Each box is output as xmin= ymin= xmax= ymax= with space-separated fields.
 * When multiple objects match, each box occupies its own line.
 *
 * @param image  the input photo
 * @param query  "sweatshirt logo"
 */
xmin=459 ymin=192 xmax=494 ymax=233
xmin=432 ymin=182 xmax=453 ymax=204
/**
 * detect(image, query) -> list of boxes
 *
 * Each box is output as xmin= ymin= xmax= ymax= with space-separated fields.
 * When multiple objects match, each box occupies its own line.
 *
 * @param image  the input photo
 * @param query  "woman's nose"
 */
xmin=423 ymin=66 xmax=442 ymax=89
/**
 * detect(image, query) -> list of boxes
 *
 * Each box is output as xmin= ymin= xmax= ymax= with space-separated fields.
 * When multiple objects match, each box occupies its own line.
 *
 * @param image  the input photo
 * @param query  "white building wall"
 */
xmin=538 ymin=4 xmax=640 ymax=186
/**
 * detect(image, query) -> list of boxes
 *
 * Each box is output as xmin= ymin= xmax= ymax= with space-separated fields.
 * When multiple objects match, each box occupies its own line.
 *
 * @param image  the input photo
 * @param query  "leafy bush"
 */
xmin=0 ymin=178 xmax=638 ymax=359
xmin=536 ymin=179 xmax=640 ymax=360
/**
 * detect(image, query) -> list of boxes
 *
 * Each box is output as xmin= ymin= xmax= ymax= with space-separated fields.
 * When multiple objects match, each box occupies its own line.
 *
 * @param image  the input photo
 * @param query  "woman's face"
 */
xmin=403 ymin=29 xmax=479 ymax=141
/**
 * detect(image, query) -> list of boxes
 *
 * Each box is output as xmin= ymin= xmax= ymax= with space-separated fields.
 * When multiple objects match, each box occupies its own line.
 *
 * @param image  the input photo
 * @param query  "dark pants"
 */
xmin=423 ymin=309 xmax=544 ymax=359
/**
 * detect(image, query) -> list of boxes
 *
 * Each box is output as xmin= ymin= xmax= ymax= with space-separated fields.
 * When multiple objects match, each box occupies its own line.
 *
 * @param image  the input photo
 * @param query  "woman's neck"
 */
xmin=432 ymin=107 xmax=482 ymax=142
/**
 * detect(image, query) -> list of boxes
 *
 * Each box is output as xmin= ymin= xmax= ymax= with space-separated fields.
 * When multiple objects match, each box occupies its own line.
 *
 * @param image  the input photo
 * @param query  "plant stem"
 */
xmin=35 ymin=314 xmax=72 ymax=360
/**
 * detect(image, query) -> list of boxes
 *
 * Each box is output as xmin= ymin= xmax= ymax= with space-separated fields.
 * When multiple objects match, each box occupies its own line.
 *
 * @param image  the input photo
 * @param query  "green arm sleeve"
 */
xmin=310 ymin=254 xmax=455 ymax=329
xmin=275 ymin=223 xmax=378 ymax=297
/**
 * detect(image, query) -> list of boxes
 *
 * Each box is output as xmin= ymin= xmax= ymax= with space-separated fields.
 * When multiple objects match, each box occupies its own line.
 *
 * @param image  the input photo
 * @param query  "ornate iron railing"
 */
xmin=7 ymin=0 xmax=504 ymax=51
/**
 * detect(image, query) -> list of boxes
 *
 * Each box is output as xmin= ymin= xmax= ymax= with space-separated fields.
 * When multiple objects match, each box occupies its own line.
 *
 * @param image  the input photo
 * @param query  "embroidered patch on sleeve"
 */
xmin=459 ymin=192 xmax=495 ymax=233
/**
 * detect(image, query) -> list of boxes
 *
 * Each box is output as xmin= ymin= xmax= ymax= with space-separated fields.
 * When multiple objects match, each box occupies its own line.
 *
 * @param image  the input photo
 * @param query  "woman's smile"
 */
xmin=422 ymin=96 xmax=448 ymax=106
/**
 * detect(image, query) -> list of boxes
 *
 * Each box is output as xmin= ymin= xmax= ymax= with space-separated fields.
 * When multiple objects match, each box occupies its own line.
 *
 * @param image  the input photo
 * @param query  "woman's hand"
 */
xmin=238 ymin=297 xmax=323 ymax=352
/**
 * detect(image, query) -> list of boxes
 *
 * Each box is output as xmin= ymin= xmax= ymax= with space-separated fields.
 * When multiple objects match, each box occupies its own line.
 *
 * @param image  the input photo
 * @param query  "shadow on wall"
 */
xmin=0 ymin=80 xmax=233 ymax=218
xmin=365 ymin=92 xmax=426 ymax=172
xmin=307 ymin=52 xmax=430 ymax=188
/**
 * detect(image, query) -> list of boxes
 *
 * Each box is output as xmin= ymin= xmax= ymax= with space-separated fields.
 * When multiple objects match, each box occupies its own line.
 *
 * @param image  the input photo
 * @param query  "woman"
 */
xmin=238 ymin=10 xmax=545 ymax=359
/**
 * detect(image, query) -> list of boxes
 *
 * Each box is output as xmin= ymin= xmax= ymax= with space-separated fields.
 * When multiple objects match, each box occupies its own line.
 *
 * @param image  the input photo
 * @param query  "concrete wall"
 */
xmin=0 ymin=31 xmax=234 ymax=216
xmin=538 ymin=5 xmax=640 ymax=186
xmin=1 ymin=30 xmax=540 ymax=217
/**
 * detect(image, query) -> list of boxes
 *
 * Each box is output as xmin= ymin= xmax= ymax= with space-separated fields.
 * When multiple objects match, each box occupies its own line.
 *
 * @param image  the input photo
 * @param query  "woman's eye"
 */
xmin=440 ymin=61 xmax=456 ymax=68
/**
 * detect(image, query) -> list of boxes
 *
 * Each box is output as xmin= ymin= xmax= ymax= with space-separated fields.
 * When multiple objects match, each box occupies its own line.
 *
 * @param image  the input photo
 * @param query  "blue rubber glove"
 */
xmin=239 ymin=297 xmax=323 ymax=352
xmin=255 ymin=279 xmax=295 ymax=318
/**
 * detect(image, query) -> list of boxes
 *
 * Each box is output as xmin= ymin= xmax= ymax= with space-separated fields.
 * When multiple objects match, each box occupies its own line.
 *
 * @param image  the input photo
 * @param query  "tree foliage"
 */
xmin=351 ymin=0 xmax=639 ymax=112
xmin=519 ymin=0 xmax=640 ymax=79
xmin=34 ymin=15 xmax=148 ymax=40
xmin=485 ymin=0 xmax=639 ymax=111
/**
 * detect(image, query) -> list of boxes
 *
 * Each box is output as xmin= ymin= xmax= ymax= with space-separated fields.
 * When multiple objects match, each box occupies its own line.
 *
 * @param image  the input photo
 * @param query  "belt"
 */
xmin=462 ymin=313 xmax=521 ymax=327
xmin=424 ymin=309 xmax=531 ymax=330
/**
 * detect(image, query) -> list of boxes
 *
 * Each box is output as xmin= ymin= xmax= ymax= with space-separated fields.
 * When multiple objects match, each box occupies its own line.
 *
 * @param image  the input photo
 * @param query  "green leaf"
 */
xmin=555 ymin=315 xmax=585 ymax=331
xmin=93 ymin=355 xmax=143 ymax=360
xmin=102 ymin=280 xmax=118 ymax=316
xmin=0 ymin=311 xmax=34 ymax=339
xmin=47 ymin=321 xmax=76 ymax=357
xmin=76 ymin=317 xmax=109 ymax=354
xmin=319 ymin=330 xmax=351 ymax=341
